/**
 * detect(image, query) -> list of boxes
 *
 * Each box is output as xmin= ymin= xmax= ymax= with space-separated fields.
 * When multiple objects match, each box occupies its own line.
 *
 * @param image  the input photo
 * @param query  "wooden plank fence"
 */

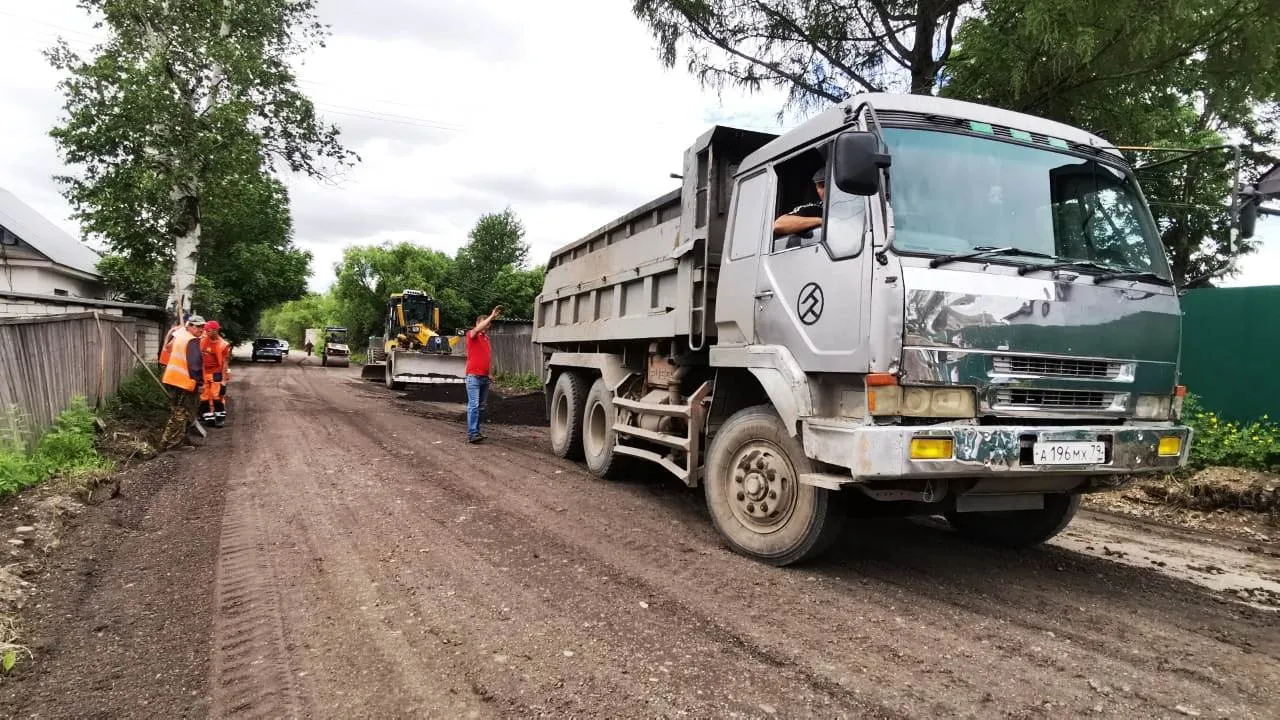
xmin=452 ymin=332 xmax=543 ymax=376
xmin=488 ymin=333 xmax=543 ymax=377
xmin=0 ymin=312 xmax=148 ymax=449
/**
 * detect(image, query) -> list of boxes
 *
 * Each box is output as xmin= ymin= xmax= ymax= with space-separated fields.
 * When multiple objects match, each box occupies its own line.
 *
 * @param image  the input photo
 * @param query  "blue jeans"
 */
xmin=466 ymin=374 xmax=489 ymax=439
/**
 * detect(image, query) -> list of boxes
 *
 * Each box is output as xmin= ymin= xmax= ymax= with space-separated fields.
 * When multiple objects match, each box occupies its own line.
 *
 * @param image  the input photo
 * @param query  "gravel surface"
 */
xmin=3 ymin=357 xmax=1278 ymax=719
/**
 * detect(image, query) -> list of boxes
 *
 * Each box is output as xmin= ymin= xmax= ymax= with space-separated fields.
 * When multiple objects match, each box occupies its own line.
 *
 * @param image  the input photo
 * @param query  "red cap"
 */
xmin=204 ymin=320 xmax=220 ymax=332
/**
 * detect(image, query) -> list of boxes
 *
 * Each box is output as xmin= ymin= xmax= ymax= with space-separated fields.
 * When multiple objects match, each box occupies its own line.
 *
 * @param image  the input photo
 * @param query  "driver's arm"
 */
xmin=773 ymin=213 xmax=823 ymax=237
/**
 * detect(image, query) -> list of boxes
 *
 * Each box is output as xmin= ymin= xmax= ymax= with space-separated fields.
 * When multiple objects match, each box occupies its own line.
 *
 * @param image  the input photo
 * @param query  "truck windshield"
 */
xmin=883 ymin=127 xmax=1170 ymax=279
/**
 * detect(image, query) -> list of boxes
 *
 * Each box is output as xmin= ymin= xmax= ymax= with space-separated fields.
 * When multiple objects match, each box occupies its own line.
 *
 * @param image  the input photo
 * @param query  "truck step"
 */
xmin=613 ymin=445 xmax=689 ymax=481
xmin=612 ymin=423 xmax=691 ymax=450
xmin=611 ymin=397 xmax=692 ymax=417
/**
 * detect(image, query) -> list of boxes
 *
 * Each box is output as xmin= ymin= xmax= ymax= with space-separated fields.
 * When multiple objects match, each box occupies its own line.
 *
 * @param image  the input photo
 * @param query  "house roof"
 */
xmin=0 ymin=187 xmax=102 ymax=277
xmin=0 ymin=289 xmax=164 ymax=318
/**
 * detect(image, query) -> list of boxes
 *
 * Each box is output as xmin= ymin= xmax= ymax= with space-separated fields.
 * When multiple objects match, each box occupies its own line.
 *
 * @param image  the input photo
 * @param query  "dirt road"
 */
xmin=5 ymin=357 xmax=1279 ymax=719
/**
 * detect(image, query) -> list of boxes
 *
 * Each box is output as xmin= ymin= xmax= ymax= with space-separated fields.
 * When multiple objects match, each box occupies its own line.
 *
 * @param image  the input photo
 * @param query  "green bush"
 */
xmin=105 ymin=364 xmax=170 ymax=421
xmin=32 ymin=399 xmax=111 ymax=476
xmin=494 ymin=371 xmax=541 ymax=393
xmin=0 ymin=399 xmax=111 ymax=497
xmin=1184 ymin=395 xmax=1280 ymax=472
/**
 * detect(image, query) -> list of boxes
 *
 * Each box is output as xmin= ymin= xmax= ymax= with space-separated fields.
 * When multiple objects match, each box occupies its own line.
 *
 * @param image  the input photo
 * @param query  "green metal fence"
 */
xmin=1179 ymin=285 xmax=1280 ymax=422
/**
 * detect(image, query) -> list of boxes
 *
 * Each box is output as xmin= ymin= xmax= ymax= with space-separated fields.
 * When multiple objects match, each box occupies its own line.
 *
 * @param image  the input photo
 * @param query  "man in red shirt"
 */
xmin=465 ymin=305 xmax=502 ymax=443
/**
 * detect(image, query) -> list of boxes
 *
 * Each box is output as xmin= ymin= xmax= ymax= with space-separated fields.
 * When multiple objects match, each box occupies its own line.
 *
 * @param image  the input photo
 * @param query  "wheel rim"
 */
xmin=725 ymin=441 xmax=798 ymax=533
xmin=551 ymin=390 xmax=569 ymax=446
xmin=584 ymin=398 xmax=606 ymax=458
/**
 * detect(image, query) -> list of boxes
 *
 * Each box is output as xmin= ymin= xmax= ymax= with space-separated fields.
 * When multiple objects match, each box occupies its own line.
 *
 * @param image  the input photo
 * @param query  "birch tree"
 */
xmin=47 ymin=0 xmax=354 ymax=318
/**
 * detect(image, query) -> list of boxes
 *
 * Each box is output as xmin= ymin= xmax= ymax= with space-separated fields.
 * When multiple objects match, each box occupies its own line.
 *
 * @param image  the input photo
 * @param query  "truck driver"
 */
xmin=772 ymin=167 xmax=826 ymax=241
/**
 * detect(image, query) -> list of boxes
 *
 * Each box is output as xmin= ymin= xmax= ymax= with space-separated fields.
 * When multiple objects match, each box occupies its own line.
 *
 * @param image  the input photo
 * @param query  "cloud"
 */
xmin=313 ymin=0 xmax=526 ymax=59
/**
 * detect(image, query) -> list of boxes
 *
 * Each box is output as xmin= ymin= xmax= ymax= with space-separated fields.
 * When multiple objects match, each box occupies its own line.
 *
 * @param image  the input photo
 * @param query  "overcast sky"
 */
xmin=0 ymin=0 xmax=1276 ymax=292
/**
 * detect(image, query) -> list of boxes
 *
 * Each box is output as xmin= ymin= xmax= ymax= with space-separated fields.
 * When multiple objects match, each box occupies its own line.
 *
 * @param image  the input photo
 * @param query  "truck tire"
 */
xmin=386 ymin=354 xmax=405 ymax=391
xmin=704 ymin=405 xmax=844 ymax=566
xmin=583 ymin=378 xmax=621 ymax=478
xmin=946 ymin=493 xmax=1081 ymax=549
xmin=549 ymin=371 xmax=588 ymax=460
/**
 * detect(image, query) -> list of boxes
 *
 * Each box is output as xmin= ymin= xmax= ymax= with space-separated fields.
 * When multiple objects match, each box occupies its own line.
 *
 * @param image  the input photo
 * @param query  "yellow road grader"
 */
xmin=360 ymin=289 xmax=468 ymax=389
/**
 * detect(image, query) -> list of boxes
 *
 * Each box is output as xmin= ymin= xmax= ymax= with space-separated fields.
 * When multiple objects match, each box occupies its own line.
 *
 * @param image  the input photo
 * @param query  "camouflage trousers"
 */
xmin=162 ymin=387 xmax=201 ymax=448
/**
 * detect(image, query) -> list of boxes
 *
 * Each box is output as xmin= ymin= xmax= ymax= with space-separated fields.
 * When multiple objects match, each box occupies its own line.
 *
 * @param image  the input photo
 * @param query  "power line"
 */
xmin=314 ymin=103 xmax=464 ymax=132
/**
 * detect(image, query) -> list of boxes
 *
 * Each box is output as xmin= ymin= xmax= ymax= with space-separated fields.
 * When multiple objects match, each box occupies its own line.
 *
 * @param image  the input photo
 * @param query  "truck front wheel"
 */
xmin=946 ymin=493 xmax=1081 ymax=549
xmin=704 ymin=405 xmax=844 ymax=566
xmin=549 ymin=372 xmax=588 ymax=460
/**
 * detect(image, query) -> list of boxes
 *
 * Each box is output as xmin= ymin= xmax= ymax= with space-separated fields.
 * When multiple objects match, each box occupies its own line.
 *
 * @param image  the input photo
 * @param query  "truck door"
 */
xmin=753 ymin=165 xmax=873 ymax=372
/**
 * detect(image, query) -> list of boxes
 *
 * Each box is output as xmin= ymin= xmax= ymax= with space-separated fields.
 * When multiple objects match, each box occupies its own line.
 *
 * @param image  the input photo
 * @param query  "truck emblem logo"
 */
xmin=798 ymin=282 xmax=824 ymax=325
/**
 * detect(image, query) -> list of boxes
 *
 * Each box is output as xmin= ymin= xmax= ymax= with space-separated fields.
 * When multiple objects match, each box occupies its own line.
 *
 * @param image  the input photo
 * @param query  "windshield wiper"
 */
xmin=928 ymin=246 xmax=1058 ymax=269
xmin=1092 ymin=270 xmax=1171 ymax=285
xmin=1016 ymin=260 xmax=1114 ymax=276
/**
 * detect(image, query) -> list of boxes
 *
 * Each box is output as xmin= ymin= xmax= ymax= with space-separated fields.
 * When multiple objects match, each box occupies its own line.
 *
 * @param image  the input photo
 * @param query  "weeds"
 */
xmin=0 ymin=398 xmax=112 ymax=498
xmin=1184 ymin=396 xmax=1280 ymax=472
xmin=104 ymin=364 xmax=170 ymax=423
xmin=494 ymin=371 xmax=542 ymax=394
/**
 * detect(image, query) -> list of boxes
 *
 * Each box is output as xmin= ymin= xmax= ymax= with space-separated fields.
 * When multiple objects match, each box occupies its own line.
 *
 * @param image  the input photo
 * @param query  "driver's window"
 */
xmin=771 ymin=149 xmax=827 ymax=253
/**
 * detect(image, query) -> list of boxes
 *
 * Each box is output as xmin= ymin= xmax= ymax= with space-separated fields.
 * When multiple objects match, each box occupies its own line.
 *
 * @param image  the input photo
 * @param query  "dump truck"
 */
xmin=530 ymin=92 xmax=1260 ymax=566
xmin=361 ymin=289 xmax=466 ymax=388
xmin=319 ymin=326 xmax=350 ymax=367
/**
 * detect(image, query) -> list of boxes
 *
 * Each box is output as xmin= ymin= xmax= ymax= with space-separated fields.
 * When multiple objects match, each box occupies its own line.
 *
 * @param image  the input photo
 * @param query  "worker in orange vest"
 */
xmin=199 ymin=320 xmax=232 ymax=427
xmin=158 ymin=312 xmax=191 ymax=365
xmin=161 ymin=315 xmax=206 ymax=443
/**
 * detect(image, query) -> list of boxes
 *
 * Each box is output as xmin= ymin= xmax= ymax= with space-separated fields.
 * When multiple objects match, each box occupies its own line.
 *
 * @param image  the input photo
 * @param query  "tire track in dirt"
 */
xmin=291 ymin=364 xmax=898 ymax=718
xmin=209 ymin=384 xmax=304 ymax=720
xmin=329 ymin=371 xmax=1280 ymax=718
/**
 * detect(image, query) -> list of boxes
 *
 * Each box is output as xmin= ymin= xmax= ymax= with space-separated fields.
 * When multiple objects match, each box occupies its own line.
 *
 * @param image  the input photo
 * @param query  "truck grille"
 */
xmin=991 ymin=355 xmax=1121 ymax=379
xmin=994 ymin=389 xmax=1118 ymax=410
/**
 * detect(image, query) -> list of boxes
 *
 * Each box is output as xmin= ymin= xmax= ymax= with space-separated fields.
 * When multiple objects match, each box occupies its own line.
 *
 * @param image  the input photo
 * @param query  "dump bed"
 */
xmin=533 ymin=126 xmax=777 ymax=349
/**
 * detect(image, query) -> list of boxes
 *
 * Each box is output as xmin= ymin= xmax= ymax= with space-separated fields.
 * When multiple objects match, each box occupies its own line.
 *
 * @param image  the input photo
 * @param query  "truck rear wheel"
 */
xmin=583 ymin=378 xmax=620 ymax=478
xmin=549 ymin=372 xmax=587 ymax=460
xmin=704 ymin=405 xmax=844 ymax=566
xmin=946 ymin=493 xmax=1081 ymax=549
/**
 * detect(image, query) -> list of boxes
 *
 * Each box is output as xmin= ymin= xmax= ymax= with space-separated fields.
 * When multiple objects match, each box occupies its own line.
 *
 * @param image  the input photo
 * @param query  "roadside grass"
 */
xmin=493 ymin=371 xmax=542 ymax=394
xmin=348 ymin=350 xmax=368 ymax=365
xmin=0 ymin=400 xmax=112 ymax=499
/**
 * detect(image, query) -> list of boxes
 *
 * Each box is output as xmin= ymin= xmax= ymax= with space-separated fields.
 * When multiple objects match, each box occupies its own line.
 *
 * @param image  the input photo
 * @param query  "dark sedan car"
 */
xmin=251 ymin=337 xmax=285 ymax=363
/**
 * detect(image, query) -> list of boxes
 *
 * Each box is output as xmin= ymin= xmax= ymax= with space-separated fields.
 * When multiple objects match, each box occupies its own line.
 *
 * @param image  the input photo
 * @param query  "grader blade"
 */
xmin=360 ymin=361 xmax=387 ymax=382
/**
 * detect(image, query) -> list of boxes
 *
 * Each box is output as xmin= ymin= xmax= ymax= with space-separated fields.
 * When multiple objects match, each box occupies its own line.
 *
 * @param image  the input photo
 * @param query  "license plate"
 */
xmin=1032 ymin=441 xmax=1106 ymax=465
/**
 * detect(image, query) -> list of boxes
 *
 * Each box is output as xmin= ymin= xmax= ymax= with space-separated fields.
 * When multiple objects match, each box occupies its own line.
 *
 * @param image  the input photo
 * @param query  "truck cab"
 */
xmin=709 ymin=94 xmax=1189 ymax=558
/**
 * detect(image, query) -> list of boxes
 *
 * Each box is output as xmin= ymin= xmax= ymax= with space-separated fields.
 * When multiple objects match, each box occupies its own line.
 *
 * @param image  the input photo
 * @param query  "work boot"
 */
xmin=214 ymin=412 xmax=226 ymax=427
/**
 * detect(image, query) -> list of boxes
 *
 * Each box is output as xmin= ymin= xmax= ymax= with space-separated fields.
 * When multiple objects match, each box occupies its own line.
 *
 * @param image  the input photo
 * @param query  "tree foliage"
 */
xmin=632 ymin=0 xmax=969 ymax=111
xmin=257 ymin=293 xmax=339 ymax=345
xmin=633 ymin=0 xmax=1280 ymax=282
xmin=942 ymin=0 xmax=1280 ymax=283
xmin=322 ymin=209 xmax=545 ymax=343
xmin=47 ymin=0 xmax=354 ymax=318
xmin=95 ymin=170 xmax=311 ymax=343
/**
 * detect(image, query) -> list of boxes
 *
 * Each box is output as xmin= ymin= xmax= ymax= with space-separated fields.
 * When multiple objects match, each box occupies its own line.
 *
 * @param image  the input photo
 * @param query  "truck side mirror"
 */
xmin=832 ymin=131 xmax=891 ymax=196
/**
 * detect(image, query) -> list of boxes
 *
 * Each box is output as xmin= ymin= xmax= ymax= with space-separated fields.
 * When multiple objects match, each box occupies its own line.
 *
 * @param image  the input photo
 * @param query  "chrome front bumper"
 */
xmin=801 ymin=419 xmax=1191 ymax=482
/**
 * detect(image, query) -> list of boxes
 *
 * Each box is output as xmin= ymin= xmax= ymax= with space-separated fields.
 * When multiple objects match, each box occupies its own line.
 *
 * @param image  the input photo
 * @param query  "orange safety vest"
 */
xmin=158 ymin=324 xmax=181 ymax=365
xmin=162 ymin=328 xmax=198 ymax=392
xmin=201 ymin=335 xmax=230 ymax=376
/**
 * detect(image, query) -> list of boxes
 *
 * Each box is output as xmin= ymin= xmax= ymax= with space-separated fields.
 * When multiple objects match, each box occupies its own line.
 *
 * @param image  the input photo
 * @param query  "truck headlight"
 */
xmin=869 ymin=384 xmax=976 ymax=418
xmin=1135 ymin=394 xmax=1172 ymax=420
